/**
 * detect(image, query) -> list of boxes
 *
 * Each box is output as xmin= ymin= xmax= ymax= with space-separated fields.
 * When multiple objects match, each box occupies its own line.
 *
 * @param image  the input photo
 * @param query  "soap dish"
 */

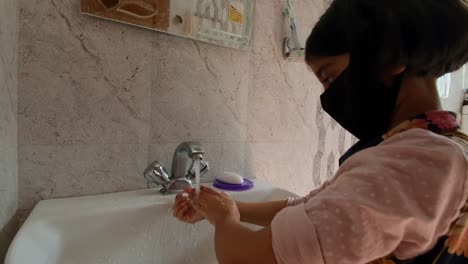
xmin=213 ymin=179 xmax=254 ymax=191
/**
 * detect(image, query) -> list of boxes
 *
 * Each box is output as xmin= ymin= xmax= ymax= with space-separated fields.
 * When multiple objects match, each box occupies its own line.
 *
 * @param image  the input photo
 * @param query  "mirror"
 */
xmin=81 ymin=0 xmax=255 ymax=50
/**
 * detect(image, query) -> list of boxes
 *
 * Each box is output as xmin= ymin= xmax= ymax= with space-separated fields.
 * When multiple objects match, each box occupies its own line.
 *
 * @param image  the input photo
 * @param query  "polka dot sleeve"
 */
xmin=271 ymin=129 xmax=468 ymax=264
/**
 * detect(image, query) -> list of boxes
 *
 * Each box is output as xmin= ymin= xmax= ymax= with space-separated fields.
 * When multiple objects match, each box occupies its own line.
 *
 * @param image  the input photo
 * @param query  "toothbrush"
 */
xmin=285 ymin=0 xmax=301 ymax=50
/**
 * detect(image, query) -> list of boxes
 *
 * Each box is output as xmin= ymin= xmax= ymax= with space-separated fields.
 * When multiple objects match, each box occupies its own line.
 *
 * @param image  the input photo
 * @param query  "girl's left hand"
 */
xmin=188 ymin=185 xmax=240 ymax=226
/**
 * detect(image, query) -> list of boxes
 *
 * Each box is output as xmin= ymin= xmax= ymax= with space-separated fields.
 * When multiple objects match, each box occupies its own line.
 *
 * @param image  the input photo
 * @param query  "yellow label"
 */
xmin=229 ymin=5 xmax=243 ymax=25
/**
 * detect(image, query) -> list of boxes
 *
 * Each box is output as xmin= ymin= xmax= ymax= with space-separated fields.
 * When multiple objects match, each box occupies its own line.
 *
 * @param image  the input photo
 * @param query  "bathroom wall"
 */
xmin=0 ymin=0 xmax=19 ymax=260
xmin=17 ymin=0 xmax=355 ymax=210
xmin=440 ymin=65 xmax=468 ymax=113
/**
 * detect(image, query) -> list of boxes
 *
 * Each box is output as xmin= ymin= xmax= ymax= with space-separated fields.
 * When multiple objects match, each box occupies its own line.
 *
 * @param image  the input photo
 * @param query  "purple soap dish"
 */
xmin=213 ymin=179 xmax=254 ymax=191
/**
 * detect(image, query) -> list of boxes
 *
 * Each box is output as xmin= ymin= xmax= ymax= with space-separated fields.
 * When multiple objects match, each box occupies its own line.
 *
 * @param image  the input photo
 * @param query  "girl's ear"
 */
xmin=392 ymin=65 xmax=407 ymax=75
xmin=383 ymin=65 xmax=407 ymax=86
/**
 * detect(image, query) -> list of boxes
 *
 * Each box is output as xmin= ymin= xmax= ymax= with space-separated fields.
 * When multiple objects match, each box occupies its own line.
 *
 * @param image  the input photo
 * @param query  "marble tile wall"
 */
xmin=0 ymin=0 xmax=19 ymax=260
xmin=17 ymin=0 xmax=355 ymax=210
xmin=440 ymin=65 xmax=468 ymax=113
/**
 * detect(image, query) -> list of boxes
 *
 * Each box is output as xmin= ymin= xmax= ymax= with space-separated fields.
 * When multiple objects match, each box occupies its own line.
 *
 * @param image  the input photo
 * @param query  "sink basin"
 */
xmin=6 ymin=180 xmax=296 ymax=264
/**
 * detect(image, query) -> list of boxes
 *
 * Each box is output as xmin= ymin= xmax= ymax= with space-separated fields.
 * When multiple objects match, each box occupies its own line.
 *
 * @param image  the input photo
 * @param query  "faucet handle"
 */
xmin=200 ymin=160 xmax=210 ymax=176
xmin=187 ymin=160 xmax=210 ymax=180
xmin=144 ymin=161 xmax=170 ymax=186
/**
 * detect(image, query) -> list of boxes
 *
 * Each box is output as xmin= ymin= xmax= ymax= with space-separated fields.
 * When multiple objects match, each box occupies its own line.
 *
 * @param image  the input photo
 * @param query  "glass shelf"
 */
xmin=81 ymin=0 xmax=255 ymax=50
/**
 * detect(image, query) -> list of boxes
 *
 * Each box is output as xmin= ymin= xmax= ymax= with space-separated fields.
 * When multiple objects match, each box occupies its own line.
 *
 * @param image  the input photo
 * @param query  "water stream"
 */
xmin=193 ymin=158 xmax=201 ymax=198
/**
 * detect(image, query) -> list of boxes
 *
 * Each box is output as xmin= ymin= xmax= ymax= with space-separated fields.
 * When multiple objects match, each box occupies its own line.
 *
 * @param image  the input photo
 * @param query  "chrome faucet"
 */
xmin=144 ymin=142 xmax=210 ymax=194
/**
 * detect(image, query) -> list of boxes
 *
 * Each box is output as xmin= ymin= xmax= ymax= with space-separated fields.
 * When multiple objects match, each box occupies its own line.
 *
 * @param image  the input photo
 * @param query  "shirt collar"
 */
xmin=339 ymin=111 xmax=460 ymax=165
xmin=383 ymin=111 xmax=459 ymax=140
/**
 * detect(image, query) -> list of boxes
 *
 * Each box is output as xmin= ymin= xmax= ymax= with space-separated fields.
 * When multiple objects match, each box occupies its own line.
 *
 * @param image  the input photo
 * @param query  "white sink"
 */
xmin=6 ymin=181 xmax=296 ymax=264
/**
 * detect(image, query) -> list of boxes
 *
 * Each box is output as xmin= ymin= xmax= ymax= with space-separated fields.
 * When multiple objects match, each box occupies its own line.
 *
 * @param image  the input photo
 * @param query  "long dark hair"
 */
xmin=306 ymin=0 xmax=468 ymax=79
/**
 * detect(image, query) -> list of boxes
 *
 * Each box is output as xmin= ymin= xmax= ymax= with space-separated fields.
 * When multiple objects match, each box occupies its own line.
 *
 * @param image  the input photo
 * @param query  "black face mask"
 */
xmin=320 ymin=68 xmax=403 ymax=140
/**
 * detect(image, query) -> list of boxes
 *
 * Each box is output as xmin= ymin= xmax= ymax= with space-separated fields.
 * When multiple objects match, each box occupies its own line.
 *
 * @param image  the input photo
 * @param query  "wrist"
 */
xmin=214 ymin=216 xmax=240 ymax=229
xmin=236 ymin=201 xmax=248 ymax=222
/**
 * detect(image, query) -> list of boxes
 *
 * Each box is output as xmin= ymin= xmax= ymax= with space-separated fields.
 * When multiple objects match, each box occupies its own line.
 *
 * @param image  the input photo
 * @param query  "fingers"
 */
xmin=199 ymin=186 xmax=222 ymax=198
xmin=177 ymin=188 xmax=212 ymax=209
xmin=200 ymin=185 xmax=220 ymax=195
xmin=185 ymin=186 xmax=220 ymax=201
xmin=173 ymin=196 xmax=190 ymax=213
xmin=199 ymin=190 xmax=222 ymax=203
xmin=174 ymin=203 xmax=187 ymax=218
xmin=194 ymin=192 xmax=211 ymax=203
xmin=175 ymin=193 xmax=187 ymax=204
xmin=178 ymin=186 xmax=223 ymax=213
xmin=173 ymin=195 xmax=182 ymax=211
xmin=190 ymin=200 xmax=205 ymax=213
xmin=173 ymin=193 xmax=188 ymax=212
xmin=185 ymin=217 xmax=197 ymax=224
xmin=183 ymin=187 xmax=194 ymax=194
xmin=185 ymin=188 xmax=198 ymax=200
xmin=174 ymin=201 xmax=191 ymax=219
xmin=175 ymin=192 xmax=182 ymax=202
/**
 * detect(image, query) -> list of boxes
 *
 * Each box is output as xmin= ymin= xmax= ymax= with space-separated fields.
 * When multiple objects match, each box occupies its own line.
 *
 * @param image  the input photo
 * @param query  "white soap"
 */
xmin=217 ymin=172 xmax=244 ymax=185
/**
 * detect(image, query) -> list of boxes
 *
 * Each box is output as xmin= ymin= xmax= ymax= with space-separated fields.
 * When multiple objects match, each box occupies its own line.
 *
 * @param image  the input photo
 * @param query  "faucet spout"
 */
xmin=170 ymin=142 xmax=205 ymax=180
xmin=144 ymin=142 xmax=210 ymax=195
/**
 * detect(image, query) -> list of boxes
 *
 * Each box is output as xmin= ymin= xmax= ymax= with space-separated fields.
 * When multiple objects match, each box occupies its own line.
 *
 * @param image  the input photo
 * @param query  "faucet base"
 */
xmin=160 ymin=178 xmax=193 ymax=195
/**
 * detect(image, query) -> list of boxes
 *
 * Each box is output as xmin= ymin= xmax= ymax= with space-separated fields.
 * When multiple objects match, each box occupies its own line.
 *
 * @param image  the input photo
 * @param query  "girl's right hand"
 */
xmin=173 ymin=189 xmax=205 ymax=224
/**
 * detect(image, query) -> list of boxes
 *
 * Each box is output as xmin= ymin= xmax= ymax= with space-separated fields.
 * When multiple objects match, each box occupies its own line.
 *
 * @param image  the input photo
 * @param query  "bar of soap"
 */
xmin=217 ymin=172 xmax=244 ymax=185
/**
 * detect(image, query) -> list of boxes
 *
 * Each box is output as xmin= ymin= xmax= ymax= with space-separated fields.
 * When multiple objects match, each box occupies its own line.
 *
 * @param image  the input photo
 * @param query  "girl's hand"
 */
xmin=173 ymin=190 xmax=205 ymax=224
xmin=189 ymin=186 xmax=240 ymax=226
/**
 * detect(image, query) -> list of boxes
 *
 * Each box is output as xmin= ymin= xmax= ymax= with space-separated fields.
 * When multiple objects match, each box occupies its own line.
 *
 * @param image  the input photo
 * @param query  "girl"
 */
xmin=174 ymin=0 xmax=468 ymax=263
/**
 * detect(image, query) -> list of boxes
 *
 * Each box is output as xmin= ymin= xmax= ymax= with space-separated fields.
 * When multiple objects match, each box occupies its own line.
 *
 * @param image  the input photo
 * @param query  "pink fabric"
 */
xmin=272 ymin=129 xmax=468 ymax=264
